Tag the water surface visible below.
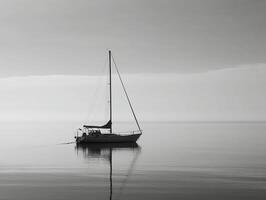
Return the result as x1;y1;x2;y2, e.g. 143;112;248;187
0;121;265;200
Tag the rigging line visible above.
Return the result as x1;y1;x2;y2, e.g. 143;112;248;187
87;63;107;122
111;54;142;132
114;148;141;200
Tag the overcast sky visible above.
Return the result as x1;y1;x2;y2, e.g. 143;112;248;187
0;1;265;122
0;0;266;76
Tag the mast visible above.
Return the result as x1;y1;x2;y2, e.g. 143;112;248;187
109;50;112;134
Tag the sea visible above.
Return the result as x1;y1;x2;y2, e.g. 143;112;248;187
0;121;265;200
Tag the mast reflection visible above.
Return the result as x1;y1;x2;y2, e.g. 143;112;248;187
75;143;141;200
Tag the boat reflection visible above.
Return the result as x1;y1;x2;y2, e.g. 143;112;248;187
76;142;140;158
75;143;141;200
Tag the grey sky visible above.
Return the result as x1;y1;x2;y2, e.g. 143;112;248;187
0;65;265;122
0;0;266;76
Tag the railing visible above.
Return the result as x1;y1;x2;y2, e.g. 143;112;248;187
77;128;142;136
114;130;143;135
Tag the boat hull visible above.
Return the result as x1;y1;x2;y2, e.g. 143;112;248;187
76;133;141;144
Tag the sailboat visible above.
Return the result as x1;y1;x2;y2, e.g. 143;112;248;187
75;50;142;143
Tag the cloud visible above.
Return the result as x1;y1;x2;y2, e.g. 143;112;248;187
0;0;266;76
0;64;265;122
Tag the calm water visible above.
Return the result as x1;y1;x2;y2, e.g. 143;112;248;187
0;121;266;199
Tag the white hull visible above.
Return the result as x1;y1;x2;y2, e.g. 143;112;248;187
76;133;141;143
